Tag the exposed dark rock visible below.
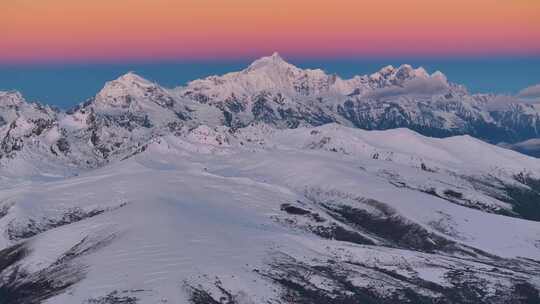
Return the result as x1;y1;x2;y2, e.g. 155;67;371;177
0;122;24;158
320;202;459;253
0;234;116;303
335;97;540;145
251;93;278;124
223;111;233;127
309;223;375;245
443;189;463;199
56;137;70;154
183;278;247;304
0;202;12;219
53;233;116;267
0;242;84;304
513;282;540;304
277;202;374;245
7;203;128;241
280;203;311;215
185;285;222;304
258;254;540;304
224;96;245;113
466;173;540;221
260;255;436;304
29;118;54;136
501;184;540;222
303;189;487;256
84;290;139;304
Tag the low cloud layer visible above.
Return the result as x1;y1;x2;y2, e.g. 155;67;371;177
518;84;540;98
365;73;449;99
515;84;540;105
485;94;540;112
485;95;523;111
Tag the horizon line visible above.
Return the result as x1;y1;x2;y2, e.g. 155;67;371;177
3;53;540;67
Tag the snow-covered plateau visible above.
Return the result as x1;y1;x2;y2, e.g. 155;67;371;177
1;54;540;303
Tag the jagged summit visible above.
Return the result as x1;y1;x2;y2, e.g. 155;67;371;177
370;64;430;82
245;52;300;73
251;52;286;65
2;58;539;166
99;71;155;93
114;71;152;85
94;72;165;106
0;91;26;107
182;52;346;100
189;53;451;100
270;51;282;58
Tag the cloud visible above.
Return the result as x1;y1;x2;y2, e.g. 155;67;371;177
364;73;449;99
518;84;540;99
485;94;540;112
485;95;523;111
515;84;540;105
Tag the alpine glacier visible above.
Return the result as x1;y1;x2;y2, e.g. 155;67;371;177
1;54;540;303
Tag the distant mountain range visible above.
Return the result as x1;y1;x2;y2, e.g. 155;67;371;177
2;53;538;170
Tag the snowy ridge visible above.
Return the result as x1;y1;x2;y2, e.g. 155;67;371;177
181;53;452;100
175;53;538;144
182;52;345;99
0;91;26;107
2;53;539;170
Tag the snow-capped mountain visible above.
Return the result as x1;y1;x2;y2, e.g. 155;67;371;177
0;91;77;180
0;91;58;160
178;53;539;145
1;53;539;168
1;55;540;303
63;72;188;163
0;73;222;173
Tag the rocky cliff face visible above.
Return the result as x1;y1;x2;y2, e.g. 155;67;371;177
0;91;59;160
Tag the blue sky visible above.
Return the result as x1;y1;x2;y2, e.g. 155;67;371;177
1;56;539;109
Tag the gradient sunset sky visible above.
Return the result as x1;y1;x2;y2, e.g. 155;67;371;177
2;0;540;63
1;0;540;107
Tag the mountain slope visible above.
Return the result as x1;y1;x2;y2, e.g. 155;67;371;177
501;138;540;158
0;124;539;303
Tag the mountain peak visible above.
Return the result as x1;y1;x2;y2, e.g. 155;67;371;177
113;72;153;86
368;64;438;84
95;72;161;106
0;91;26;107
270;51;283;60
246;52;298;72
